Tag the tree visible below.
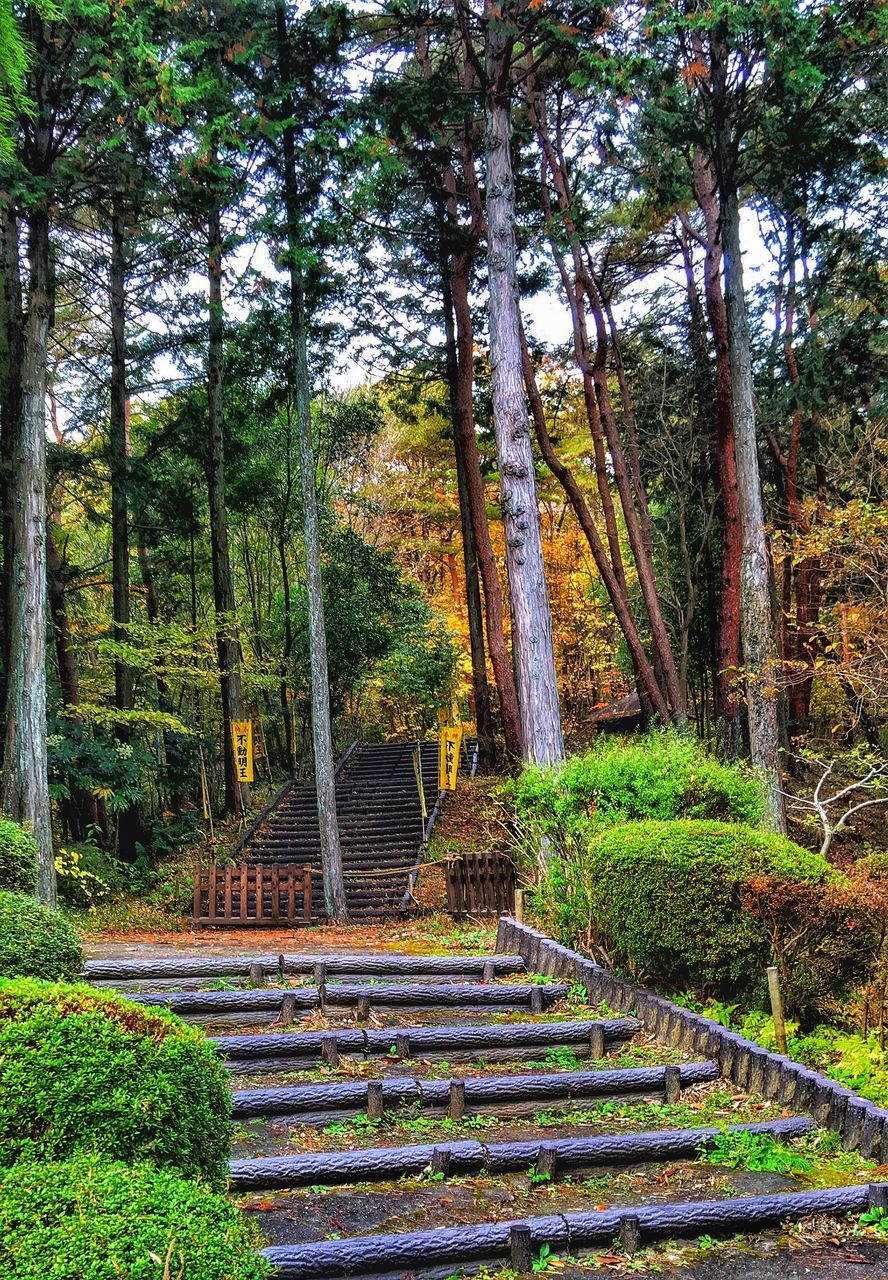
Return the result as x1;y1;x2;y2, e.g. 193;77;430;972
455;0;564;766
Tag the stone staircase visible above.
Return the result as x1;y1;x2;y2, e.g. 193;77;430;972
233;740;465;920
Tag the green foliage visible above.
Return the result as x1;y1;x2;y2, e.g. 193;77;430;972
699;1128;813;1176
0;979;232;1187
533;819;832;1000
510;733;765;848
0;892;83;980
47;722;152;815
0;1154;270;1280
0;815;37;892
698;1003;888;1112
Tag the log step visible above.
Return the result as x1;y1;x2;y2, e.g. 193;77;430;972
229;1116;815;1189
126;982;568;1019
231;1061;720;1119
213;1018;643;1069
260;1182;883;1278
85;953;526;984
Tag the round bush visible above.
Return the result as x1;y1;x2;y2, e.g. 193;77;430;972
0;890;83;979
0;979;233;1187
0;815;37;892
0;1154;269;1280
583;819;834;997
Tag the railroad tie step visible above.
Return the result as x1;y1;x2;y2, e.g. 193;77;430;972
213;1018;643;1070
231;1061;720;1119
259;1183;886;1279
126;982;569;1019
84;953;527;984
228;1116;815;1189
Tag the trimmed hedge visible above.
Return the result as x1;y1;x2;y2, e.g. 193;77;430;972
535;819;835;1002
0;815;37;892
0;1154;269;1280
510;733;765;847
0;979;233;1187
0;891;83;980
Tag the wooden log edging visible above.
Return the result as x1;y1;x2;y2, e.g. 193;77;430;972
230;1116;814;1189
496;916;888;1160
213;1018;642;1067
126;980;568;1018
260;1183;887;1278
231;1061;720;1118
84;953;526;984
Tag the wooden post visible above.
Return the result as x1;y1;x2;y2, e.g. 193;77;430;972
302;864;313;923
530;985;544;1014
313;961;327;987
280;993;297;1026
367;1080;384;1121
449;1080;466;1122
619;1215;642;1255
664;1065;682;1104
431;1148;451;1176
514;887;525;923
249;961;265;988
395;1032;411;1059
509;1224;533;1273
322;1034;340;1068
357;994;370;1022
588;1024;606;1060
536;1145;556;1180
767;966;789;1055
482;959;495;984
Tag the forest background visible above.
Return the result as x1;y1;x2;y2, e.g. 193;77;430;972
0;0;885;911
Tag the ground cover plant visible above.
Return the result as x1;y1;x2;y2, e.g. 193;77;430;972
0;1153;270;1280
0;979;232;1186
0;890;83;980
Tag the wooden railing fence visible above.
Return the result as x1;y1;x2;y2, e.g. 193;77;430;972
193;862;313;927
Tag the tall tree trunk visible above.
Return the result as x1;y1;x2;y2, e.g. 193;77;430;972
520;324;669;724
690;158;743;757
441;268;495;765
450;258;523;760
109;198;133;720
712;43;785;831
275;0;347;921
483;10;564;766
1;202;54;901
0;200;22;680
46;521;101;839
206;202;247;818
109;198;141;856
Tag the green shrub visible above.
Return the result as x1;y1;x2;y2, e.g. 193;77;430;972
0;891;83;980
0;815;37;892
534;819;834;1003
0;979;233;1187
0;1154;269;1280
510;733;765;848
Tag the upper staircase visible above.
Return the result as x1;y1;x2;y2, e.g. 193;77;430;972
234;740;463;921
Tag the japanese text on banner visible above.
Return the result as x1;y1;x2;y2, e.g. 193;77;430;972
231;719;254;783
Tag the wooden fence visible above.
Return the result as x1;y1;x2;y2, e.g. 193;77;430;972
445;852;516;918
193;862;313;927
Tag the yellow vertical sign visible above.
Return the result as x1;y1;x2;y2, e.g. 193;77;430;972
231;719;254;784
250;703;266;760
438;724;462;791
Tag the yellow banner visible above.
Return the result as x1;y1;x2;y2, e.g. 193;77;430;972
231;719;254;784
439;724;462;791
250;703;266;760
